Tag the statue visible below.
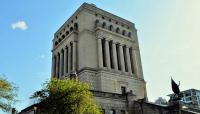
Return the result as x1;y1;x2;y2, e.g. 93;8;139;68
170;78;183;101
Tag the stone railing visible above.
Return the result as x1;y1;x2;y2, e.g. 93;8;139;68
91;90;126;100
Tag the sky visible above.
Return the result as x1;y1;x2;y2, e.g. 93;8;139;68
0;0;200;113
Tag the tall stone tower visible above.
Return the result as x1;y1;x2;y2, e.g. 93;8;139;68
51;3;147;113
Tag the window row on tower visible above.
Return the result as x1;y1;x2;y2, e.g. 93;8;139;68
52;42;77;78
54;23;78;47
98;38;135;74
95;20;132;38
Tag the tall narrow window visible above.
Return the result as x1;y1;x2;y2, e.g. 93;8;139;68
55;41;58;46
128;32;131;38
102;39;107;67
116;28;120;33
109;41;114;69
95;20;99;27
70;43;73;70
58;38;62;42
116;44;121;70
66;31;69;35
122;30;126;36
123;46;128;72
102;22;106;28
109;25;113;31
129;48;135;73
65;46;68;73
61;49;64;76
74;23;78;31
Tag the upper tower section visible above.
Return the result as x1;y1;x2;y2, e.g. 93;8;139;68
52;3;138;50
52;3;144;82
51;3;146;98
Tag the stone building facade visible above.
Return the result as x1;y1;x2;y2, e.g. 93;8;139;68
51;3;147;114
18;3;200;114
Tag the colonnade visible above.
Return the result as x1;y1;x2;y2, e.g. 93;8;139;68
98;37;141;77
52;41;77;78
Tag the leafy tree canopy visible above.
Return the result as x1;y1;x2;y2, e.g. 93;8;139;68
30;79;102;114
0;75;17;112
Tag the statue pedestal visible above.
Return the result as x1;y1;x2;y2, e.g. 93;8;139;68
167;100;185;114
169;100;183;107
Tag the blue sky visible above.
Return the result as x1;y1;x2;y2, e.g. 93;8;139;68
1;0;200;113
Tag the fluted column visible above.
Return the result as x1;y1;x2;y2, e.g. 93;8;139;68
57;53;60;78
97;38;103;69
68;44;71;73
126;47;132;74
119;44;125;72
112;42;118;71
72;42;77;72
51;55;55;77
54;56;57;78
105;40;111;69
63;47;67;76
59;51;63;78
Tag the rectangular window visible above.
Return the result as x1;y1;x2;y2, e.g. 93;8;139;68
186;97;192;101
185;92;191;97
121;86;126;95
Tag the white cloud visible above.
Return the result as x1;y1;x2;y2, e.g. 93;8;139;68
11;21;28;30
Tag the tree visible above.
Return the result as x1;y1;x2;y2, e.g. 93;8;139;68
30;79;102;114
0;75;17;112
155;97;167;105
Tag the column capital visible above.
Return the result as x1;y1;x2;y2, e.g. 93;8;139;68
65;45;68;49
96;31;104;39
126;46;131;49
119;43;125;47
112;41;117;44
105;39;110;41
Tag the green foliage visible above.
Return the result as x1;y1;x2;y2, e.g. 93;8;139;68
0;75;17;112
31;79;102;114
